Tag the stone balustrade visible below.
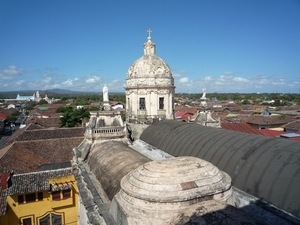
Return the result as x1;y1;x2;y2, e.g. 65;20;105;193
85;126;127;140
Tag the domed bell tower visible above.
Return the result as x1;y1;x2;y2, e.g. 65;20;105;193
125;29;175;124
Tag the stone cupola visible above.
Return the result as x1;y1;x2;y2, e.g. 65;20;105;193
125;29;175;124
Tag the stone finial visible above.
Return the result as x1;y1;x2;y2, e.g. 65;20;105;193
144;29;156;55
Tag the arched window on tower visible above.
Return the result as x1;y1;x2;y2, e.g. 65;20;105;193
159;97;164;109
139;98;146;110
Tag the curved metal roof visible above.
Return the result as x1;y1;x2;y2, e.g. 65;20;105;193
87;141;150;200
140;120;300;218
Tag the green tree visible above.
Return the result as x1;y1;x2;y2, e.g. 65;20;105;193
37;99;48;105
7;115;17;122
59;107;76;127
56;106;68;113
242;99;251;105
59;107;90;127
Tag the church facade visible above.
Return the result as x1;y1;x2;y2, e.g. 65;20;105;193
125;30;175;124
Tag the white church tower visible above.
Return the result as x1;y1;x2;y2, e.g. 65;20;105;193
125;29;175;124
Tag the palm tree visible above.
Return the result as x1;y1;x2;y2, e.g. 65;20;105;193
59;106;90;128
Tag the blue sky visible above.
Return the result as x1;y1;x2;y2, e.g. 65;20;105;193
0;0;299;94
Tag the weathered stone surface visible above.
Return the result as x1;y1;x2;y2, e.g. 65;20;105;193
111;157;239;224
121;157;233;203
173;199;262;225
87;141;150;200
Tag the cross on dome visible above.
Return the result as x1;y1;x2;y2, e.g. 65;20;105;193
147;29;152;42
147;29;152;38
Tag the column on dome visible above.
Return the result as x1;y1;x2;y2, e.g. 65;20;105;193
168;91;172;119
149;90;153;117
163;90;169;120
134;91;138;118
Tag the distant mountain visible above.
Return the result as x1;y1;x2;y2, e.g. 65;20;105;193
47;89;88;94
0;89;124;99
0;89;99;94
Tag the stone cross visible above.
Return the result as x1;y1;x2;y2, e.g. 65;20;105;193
147;29;152;38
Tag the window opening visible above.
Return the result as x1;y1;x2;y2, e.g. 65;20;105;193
62;189;71;199
159;97;164;109
18;195;24;204
25;193;36;203
40;214;50;225
38;192;43;201
52;214;62;225
23;218;32;225
52;191;60;201
139;98;146;110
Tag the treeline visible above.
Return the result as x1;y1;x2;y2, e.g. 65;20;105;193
177;93;300;104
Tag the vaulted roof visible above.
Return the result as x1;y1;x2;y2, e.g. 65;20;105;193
87;141;150;200
140;120;300;218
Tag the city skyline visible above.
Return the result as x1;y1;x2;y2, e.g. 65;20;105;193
0;0;299;93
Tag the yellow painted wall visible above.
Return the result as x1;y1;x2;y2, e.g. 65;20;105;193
0;174;78;225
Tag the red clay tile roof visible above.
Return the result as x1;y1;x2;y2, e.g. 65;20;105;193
175;106;198;114
0;137;83;174
24;123;44;130
5;127;84;145
6;168;73;195
244;115;295;125
0;113;7;120
0;108;18;116
175;111;193;119
25;117;62;128
221;122;262;135
282;120;300;131
258;129;287;137
0;176;7;216
258;129;300;142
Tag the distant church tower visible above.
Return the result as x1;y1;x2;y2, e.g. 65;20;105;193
125;29;175;124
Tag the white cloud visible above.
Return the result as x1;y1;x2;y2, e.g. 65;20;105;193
0;65;23;80
179;77;189;83
86;76;101;84
259;79;268;84
173;73;182;78
173;71;299;93
4;65;22;75
16;80;25;86
233;77;248;82
62;79;73;86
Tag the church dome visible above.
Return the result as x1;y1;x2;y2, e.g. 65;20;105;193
111;156;238;224
126;30;174;87
120;156;232;203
